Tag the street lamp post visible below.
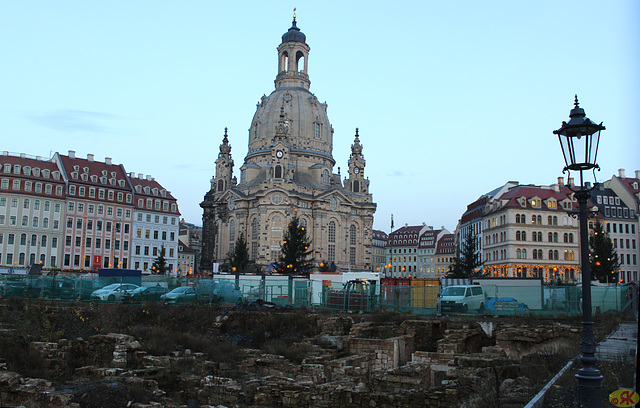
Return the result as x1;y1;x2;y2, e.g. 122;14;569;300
554;95;605;407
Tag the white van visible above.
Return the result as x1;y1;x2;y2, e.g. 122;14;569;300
437;285;486;313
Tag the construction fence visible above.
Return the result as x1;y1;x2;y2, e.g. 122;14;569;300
0;272;633;317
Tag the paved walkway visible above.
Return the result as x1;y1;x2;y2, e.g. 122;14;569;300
597;321;637;365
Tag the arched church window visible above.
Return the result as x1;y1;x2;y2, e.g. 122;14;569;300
217;179;224;192
251;218;259;241
349;225;357;245
300;218;307;228
229;219;236;253
270;216;282;262
322;169;330;184
275;165;282;179
315;123;320;138
296;51;305;72
280;51;289;73
328;221;336;243
353;180;360;193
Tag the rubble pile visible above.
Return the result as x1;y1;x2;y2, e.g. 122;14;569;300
0;310;582;407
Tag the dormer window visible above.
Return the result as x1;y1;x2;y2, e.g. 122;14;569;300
33;168;40;176
71;172;78;179
23;167;31;175
102;170;107;176
118;180;125;187
632;182;638;190
81;174;88;181
152;188;158;195
83;167;89;173
110;172;116;178
3;164;10;173
91;175;97;182
100;177;107;184
73;165;79;171
52;171;60;180
144;186;150;194
109;178;116;185
135;185;141;193
43;169;50;178
13;165;20;174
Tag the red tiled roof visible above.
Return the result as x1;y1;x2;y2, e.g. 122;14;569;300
0;154;66;198
435;234;455;254
418;229;442;249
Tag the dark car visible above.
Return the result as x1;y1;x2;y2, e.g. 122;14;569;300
72;279;105;301
0;277;49;299
0;279;31;299
38;277;77;300
122;285;169;304
161;286;197;304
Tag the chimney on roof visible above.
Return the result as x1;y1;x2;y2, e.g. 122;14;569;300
146;175;152;181
138;173;143;179
2;151;7;156
105;157;112;165
129;172;134;177
36;156;41;161
635;170;640;179
20;153;26;158
557;177;564;186
568;177;574;187
618;169;626;178
68;150;75;159
87;154;94;162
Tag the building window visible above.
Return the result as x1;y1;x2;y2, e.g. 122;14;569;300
328;221;336;243
322;169;330;184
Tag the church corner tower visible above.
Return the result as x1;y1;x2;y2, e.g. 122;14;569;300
201;13;377;273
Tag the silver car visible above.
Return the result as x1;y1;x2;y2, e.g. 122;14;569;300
90;283;140;302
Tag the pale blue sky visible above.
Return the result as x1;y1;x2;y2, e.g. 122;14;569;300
1;1;638;233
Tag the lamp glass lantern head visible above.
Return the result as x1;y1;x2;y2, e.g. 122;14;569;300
553;95;605;173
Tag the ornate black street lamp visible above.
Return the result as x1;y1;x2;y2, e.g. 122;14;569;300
554;95;605;407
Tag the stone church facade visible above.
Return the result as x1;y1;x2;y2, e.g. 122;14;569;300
200;17;376;273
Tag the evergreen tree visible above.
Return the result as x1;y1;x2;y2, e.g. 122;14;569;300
228;233;250;274
447;228;482;278
276;215;315;275
152;245;168;275
589;220;619;283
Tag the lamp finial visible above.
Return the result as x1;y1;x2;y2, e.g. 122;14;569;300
574;94;579;108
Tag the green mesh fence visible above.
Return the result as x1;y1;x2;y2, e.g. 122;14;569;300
0;273;630;317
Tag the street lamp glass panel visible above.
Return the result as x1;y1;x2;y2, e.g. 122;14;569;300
553;96;605;172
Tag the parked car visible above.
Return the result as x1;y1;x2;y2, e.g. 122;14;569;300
122;285;169;304
0;277;50;299
161;286;197;304
90;283;139;302
195;279;243;305
38;277;77;300
437;285;486;313
73;279;105;301
0;280;32;299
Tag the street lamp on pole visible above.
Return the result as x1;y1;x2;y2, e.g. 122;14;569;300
554;95;605;407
